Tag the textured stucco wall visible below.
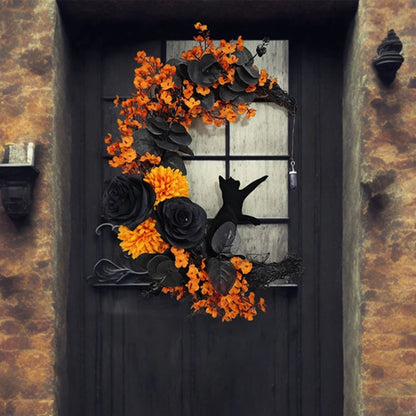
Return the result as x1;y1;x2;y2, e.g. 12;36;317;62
0;1;69;415
344;0;416;415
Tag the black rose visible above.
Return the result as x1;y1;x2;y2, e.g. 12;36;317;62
102;175;156;229
156;197;207;249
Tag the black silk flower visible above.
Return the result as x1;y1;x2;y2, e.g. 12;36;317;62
156;197;207;249
102;175;156;229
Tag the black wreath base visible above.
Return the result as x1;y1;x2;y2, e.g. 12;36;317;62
88;251;303;292
245;254;303;290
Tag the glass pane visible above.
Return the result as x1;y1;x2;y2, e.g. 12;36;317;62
230;40;289;155
189;118;226;156
236;224;288;263
230;102;288;155
230;160;288;218
239;40;289;90
184;160;225;218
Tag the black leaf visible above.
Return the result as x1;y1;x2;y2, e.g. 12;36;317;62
228;75;250;92
234;47;253;66
146;116;170;135
161;152;187;175
153;137;180;151
178;145;194;157
133;129;162;156
168;130;192;146
206;258;237;295
219;85;240;101
147;255;171;279
211;221;238;254
236;66;259;85
196;91;215;110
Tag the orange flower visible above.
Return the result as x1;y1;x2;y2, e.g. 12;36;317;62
184;97;201;109
107;142;119;155
118;218;169;259
194;22;208;31
246;108;256;119
120;147;137;163
160;90;173;104
135;51;147;63
196;85;210;96
171;247;190;268
144;166;189;205
220;39;236;54
237;103;248;114
120;135;133;149
236;35;244;51
162;286;185;300
161;77;175;90
231;257;253;274
186;264;200;294
183;80;194;99
258;69;269;87
202;112;213;125
269;77;278;89
109;155;123;168
139;152;161;165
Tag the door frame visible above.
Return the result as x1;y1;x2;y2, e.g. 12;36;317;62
62;8;349;415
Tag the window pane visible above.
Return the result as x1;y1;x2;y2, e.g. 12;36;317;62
189;118;226;155
230;102;288;155
230;40;288;156
239;40;289;90
184;160;225;218
230;160;288;218
236;224;288;263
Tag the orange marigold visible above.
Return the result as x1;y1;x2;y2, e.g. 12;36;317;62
118;218;169;259
144;166;189;205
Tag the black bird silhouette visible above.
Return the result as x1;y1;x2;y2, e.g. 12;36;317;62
206;175;268;255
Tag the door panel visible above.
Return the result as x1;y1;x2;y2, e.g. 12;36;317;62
68;29;343;416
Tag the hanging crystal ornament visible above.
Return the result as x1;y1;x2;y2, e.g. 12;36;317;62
288;113;298;190
289;160;297;190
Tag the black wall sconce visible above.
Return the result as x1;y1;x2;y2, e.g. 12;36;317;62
0;143;39;220
373;29;404;85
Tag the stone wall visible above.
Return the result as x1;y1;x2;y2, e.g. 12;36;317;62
344;0;416;415
0;1;69;415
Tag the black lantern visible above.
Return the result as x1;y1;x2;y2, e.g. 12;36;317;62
373;29;404;85
0;143;38;220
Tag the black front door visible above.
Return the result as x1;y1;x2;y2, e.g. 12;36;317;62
67;24;343;416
